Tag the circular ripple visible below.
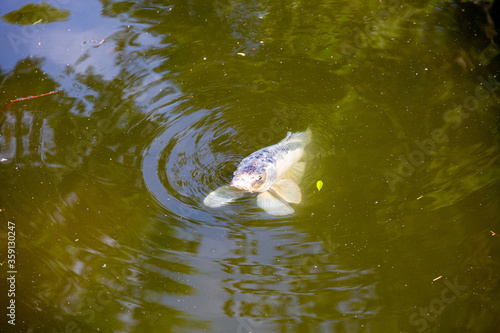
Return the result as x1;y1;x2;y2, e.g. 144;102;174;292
141;107;285;225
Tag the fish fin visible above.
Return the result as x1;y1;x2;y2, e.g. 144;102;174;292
204;185;245;208
285;128;312;144
304;127;312;143
257;191;294;216
271;178;302;204
285;161;306;184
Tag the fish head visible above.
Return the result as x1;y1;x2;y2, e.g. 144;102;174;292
230;163;275;193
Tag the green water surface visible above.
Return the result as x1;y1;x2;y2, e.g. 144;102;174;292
1;0;499;332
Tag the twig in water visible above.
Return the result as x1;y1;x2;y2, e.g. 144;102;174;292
3;90;61;113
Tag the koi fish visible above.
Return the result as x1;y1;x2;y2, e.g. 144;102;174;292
204;128;311;215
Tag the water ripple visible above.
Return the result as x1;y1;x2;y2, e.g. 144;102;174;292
142;105;288;225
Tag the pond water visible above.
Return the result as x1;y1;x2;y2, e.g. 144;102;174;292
1;0;500;332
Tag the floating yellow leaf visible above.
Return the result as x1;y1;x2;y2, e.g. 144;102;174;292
316;180;323;191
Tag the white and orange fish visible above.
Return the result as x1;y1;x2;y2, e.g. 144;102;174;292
204;128;311;216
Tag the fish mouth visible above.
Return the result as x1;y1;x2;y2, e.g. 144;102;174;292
230;183;252;192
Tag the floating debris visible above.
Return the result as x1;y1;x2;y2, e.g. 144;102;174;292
82;39;106;48
3;90;61;113
316;180;323;191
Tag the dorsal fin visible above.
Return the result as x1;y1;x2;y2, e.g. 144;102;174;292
282;128;312;144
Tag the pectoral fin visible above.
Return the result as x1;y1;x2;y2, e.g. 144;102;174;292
257;191;294;216
204;185;245;208
271;178;302;204
285;161;306;184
